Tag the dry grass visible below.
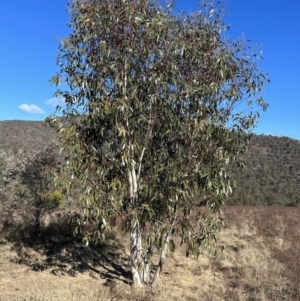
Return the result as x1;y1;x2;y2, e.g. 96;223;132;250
0;206;300;300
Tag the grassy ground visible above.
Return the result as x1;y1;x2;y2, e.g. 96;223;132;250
0;206;299;300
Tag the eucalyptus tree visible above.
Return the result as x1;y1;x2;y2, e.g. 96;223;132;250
48;0;268;287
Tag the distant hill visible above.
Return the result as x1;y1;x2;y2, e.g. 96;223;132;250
0;120;57;155
0;120;299;206
228;134;300;206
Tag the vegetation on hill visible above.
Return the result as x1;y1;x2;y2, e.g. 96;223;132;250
0;122;62;227
228;134;300;206
0;120;57;155
1;120;299;208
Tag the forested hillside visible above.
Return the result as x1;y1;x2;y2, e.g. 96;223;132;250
228;135;300;206
0;120;299;206
0;120;57;155
0;120;61;211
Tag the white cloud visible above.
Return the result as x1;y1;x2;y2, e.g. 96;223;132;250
19;104;45;114
46;96;65;107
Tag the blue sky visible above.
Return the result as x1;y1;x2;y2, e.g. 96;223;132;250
0;1;299;140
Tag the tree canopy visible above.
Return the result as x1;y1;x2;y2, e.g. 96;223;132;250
48;0;268;287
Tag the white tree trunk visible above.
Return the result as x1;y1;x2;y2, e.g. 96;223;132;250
142;261;150;285
129;161;144;286
151;215;177;287
130;226;143;286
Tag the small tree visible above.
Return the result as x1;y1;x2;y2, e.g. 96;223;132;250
0;149;32;209
48;0;268;286
19;144;63;234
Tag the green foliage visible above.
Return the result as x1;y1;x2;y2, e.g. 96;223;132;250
21;146;56;192
48;0;268;285
35;190;65;210
19;145;63;234
1;121;300;208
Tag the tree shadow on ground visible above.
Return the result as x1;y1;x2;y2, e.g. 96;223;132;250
1;209;132;286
